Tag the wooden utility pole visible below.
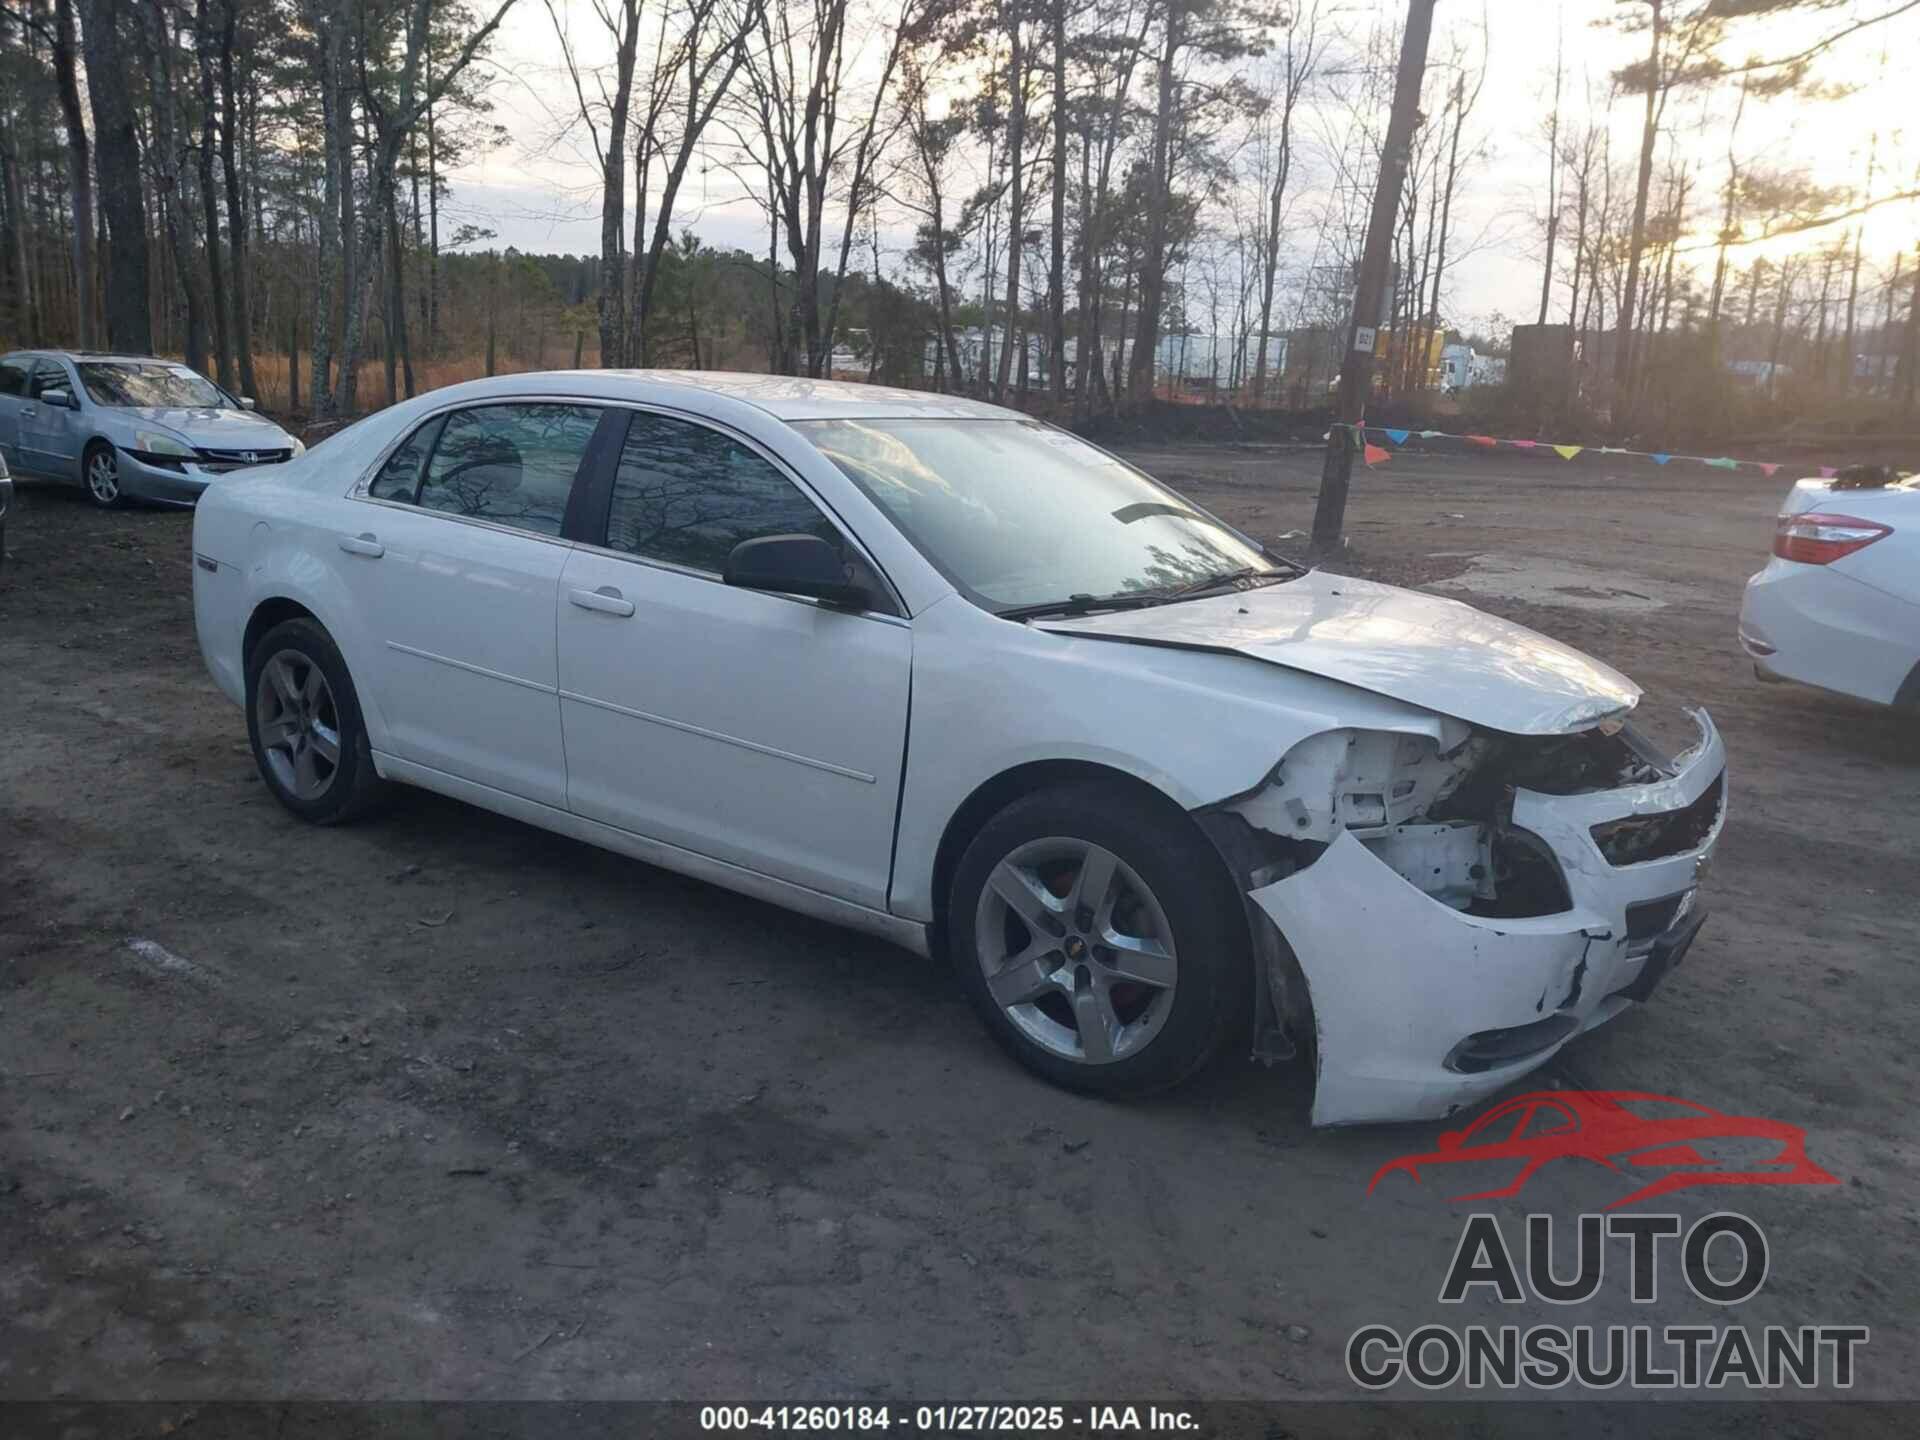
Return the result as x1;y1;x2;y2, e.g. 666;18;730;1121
1312;0;1438;556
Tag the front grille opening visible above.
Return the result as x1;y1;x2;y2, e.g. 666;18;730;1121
194;447;292;473
1467;827;1573;918
1444;1014;1581;1074
1589;774;1724;866
1626;892;1687;944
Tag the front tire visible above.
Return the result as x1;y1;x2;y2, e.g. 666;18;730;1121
245;617;388;824
948;781;1250;1097
84;441;126;509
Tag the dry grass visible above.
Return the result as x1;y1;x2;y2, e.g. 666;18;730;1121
243;346;609;418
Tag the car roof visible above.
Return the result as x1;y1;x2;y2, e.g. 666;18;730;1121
417;369;1024;424
5;350;168;365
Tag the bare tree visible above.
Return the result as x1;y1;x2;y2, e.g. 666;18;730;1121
1249;0;1322;403
546;0;643;367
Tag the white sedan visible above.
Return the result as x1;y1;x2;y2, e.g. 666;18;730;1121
1739;471;1919;708
191;372;1726;1124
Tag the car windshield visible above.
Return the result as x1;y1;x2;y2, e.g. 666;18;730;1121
796;417;1274;610
77;361;230;409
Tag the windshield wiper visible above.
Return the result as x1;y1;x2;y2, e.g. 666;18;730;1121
1153;564;1304;600
997;592;1175;622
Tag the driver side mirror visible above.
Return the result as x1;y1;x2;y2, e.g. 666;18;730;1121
724;533;869;610
239;396;257;411
1436;1130;1463;1152
41;387;76;410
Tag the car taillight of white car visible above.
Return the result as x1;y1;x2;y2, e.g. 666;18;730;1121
1772;511;1893;565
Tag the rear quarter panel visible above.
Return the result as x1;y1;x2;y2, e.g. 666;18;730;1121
190;417;406;744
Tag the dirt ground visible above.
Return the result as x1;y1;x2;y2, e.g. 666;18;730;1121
2;441;1917;1417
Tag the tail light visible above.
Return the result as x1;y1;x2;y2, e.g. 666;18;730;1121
1772;511;1892;565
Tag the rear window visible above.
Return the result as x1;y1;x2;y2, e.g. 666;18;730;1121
0;358;28;397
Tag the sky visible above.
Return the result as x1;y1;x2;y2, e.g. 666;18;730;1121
437;0;1920;332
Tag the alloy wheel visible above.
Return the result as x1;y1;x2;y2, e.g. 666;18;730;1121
86;448;121;505
973;837;1179;1065
254;650;343;800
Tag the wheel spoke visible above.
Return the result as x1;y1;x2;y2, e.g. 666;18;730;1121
1069;844;1121;927
301;664;327;706
268;659;300;709
309;722;341;765
1072;980;1119;1063
986;944;1061;1008
292;745;321;795
1100;929;1177;989
989;860;1065;932
260;714;300;750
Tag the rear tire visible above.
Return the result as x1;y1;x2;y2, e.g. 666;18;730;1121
948;781;1250;1098
245;617;389;825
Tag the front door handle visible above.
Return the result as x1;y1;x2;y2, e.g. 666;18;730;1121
338;532;385;558
569;585;635;617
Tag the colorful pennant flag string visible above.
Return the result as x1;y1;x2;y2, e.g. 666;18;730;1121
1334;422;1904;479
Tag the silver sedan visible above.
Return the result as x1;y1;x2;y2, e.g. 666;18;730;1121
0;349;304;508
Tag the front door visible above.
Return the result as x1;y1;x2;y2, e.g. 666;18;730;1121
20;358;83;480
557;409;911;910
338;400;610;810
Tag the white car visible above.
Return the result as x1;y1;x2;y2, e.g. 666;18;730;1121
1739;470;1919;709
191;372;1726;1124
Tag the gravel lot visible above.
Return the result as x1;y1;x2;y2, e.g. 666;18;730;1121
2;442;1915;1417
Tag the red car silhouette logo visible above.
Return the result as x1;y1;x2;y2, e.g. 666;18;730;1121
1367;1091;1839;1210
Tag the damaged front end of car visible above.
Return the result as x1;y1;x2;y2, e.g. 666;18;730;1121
1197;708;1727;1126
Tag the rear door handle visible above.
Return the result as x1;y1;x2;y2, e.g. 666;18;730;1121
569;585;635;617
338;532;385;558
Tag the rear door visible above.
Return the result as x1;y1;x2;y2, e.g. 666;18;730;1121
556;408;911;909
340;400;615;809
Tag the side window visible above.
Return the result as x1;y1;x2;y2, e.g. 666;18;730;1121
30;360;71;400
417;403;601;537
368;416;444;502
605;412;840;572
0;359;28;397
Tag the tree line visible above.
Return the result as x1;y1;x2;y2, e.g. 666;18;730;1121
0;0;1916;431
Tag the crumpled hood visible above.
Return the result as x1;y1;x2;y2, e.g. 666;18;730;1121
124;407;295;449
1036;571;1640;735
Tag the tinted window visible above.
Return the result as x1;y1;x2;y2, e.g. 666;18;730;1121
0;358;29;397
30;360;72;400
605;412;838;571
417;404;601;537
369;416;444;502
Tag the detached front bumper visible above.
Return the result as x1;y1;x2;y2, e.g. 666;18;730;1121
1252;711;1727;1126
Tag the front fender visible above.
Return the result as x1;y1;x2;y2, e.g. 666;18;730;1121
889;594;1455;922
